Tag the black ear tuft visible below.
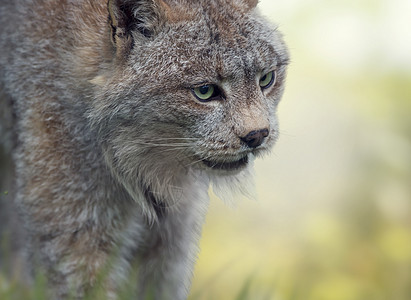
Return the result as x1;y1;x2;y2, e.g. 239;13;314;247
108;0;165;43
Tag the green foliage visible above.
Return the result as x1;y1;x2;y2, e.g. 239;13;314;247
1;0;411;299
0;271;275;300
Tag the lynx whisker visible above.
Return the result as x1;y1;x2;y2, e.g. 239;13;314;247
0;0;288;297
133;141;197;148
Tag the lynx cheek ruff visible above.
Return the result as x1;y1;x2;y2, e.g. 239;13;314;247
0;0;289;298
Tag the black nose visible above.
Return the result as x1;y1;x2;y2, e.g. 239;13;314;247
240;129;269;148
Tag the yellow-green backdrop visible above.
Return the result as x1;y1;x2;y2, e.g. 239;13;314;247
190;0;411;299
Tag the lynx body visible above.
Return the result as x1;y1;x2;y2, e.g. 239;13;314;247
0;0;288;298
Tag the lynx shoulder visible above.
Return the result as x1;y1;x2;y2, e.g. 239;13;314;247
0;0;289;298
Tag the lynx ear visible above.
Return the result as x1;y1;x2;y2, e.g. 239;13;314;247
108;0;167;44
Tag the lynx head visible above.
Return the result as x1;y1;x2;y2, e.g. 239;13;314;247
89;0;289;216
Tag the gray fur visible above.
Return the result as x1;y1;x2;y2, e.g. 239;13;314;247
0;0;289;299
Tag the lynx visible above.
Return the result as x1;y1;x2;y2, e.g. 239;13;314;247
0;0;289;298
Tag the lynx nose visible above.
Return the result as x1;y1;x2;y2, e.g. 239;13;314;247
240;129;269;148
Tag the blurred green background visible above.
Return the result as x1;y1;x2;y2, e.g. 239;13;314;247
1;0;410;299
190;0;411;299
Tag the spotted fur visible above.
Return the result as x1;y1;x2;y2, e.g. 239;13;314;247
0;0;289;299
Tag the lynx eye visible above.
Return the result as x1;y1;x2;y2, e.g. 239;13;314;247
259;71;276;89
192;84;221;102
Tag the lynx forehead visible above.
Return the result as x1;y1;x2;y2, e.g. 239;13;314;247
94;0;289;176
0;0;289;299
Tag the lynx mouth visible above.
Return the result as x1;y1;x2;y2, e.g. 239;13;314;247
202;155;249;171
